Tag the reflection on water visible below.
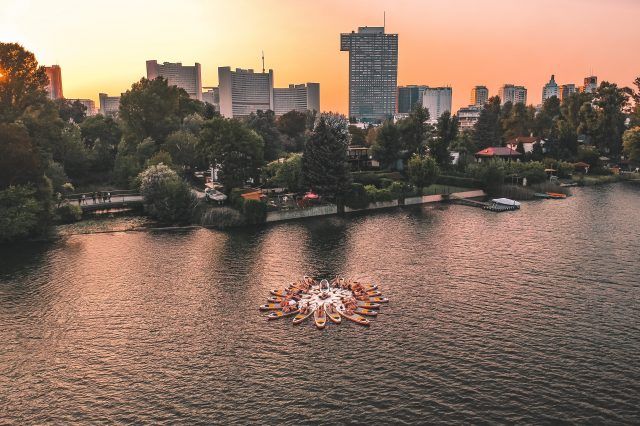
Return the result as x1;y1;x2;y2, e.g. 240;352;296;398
1;184;640;424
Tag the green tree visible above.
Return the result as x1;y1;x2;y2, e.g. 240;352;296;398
473;96;502;149
199;117;264;191
534;96;561;138
55;99;87;123
591;82;629;159
0;123;41;187
138;163;196;224
430;111;458;167
371;120;402;169
622;127;640;165
0;42;49;123
266;154;303;192
80;114;121;148
52;124;89;179
119;77;201;146
407;154;439;192
162;129;201;171
302;115;351;198
246;110;282;161
348;125;367;146
398;105;430;155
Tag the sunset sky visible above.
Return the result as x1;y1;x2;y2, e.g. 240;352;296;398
1;0;639;113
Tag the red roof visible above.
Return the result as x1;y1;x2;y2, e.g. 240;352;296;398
475;147;521;157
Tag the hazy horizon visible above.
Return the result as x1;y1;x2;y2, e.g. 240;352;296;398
2;0;639;113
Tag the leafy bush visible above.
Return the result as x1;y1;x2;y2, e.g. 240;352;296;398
344;183;370;209
56;203;82;223
388;181;415;198
407;154;439;191
352;172;382;187
365;185;394;202
0;185;44;243
379;178;393;188
469;161;505;195
200;206;244;229
229;188;247;209
138;164;197;224
243;199;267;224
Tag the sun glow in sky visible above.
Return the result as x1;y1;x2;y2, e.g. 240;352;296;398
1;0;639;113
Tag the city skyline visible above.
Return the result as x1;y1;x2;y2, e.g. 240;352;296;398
2;0;639;113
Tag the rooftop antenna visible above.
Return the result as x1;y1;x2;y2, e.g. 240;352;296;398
261;50;265;73
383;11;386;30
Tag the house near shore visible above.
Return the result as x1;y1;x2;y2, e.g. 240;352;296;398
505;136;547;154
475;147;521;162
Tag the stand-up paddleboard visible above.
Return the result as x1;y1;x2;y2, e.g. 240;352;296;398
314;304;327;329
266;309;299;320
325;303;342;324
337;306;370;326
259;303;283;311
354;307;378;317
356;301;381;309
293;305;315;325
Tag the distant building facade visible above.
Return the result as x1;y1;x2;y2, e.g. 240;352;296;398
397;85;427;114
66;98;97;116
558;84;576;102
218;67;274;118
422;87;452;123
202;87;219;109
273;83;320;115
542;75;559;101
582;76;598;93
340;26;398;123
99;93;121;117
498;84;527;105
146;60;203;101
457;105;482;130
470;86;488;107
44;65;63;100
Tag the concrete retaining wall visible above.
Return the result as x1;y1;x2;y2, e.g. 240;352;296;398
344;199;399;213
265;204;338;223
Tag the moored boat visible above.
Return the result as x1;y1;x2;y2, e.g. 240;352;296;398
533;193;551;199
356;301;381;309
491;198;521;207
546;192;567;199
270;289;289;297
368;297;389;303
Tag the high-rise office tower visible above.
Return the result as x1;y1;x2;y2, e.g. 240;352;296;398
273;83;320;115
542;75;559;101
340;26;398;123
202;87;220;109
422;87;452;123
558;84;576;102
146;60;203;101
44;65;63;100
582;76;598;93
498;84;527;105
470;86;489;107
397;85;427;114
218;67;274;118
457;106;482;130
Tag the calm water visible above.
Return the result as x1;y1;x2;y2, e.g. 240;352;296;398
1;185;639;424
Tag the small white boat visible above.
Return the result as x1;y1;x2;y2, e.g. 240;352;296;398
491;198;521;207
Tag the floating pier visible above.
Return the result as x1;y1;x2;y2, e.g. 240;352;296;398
449;196;519;212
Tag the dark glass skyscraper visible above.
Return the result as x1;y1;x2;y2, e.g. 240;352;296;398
397;85;427;114
340;27;398;123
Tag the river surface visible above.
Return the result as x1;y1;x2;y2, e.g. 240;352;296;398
1;184;639;424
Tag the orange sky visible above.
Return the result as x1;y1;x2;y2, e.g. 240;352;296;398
1;0;639;113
